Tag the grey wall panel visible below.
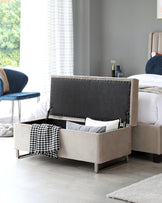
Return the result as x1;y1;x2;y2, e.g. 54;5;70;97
100;0;162;77
73;0;162;77
90;0;102;76
73;0;102;76
73;0;90;75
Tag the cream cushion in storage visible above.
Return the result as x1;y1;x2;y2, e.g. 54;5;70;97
85;117;119;132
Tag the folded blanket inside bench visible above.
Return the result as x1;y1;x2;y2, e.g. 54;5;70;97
30;123;60;158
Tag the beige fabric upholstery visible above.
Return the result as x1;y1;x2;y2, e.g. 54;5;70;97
15;124;31;152
0;68;9;93
15;123;131;164
133;32;162;156
148;32;162;59
97;127;131;163
130;79;138;126
132;124;162;155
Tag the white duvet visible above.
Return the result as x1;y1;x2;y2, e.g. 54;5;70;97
129;74;162;125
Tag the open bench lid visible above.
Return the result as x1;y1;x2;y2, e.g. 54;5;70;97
49;76;138;126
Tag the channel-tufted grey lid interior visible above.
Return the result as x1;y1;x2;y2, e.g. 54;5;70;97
50;76;135;124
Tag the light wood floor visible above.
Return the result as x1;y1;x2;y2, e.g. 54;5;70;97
1;137;162;203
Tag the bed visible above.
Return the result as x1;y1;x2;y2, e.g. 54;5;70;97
130;32;162;162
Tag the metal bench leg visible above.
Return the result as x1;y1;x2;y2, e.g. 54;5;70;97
94;163;99;173
16;149;31;159
16;149;19;158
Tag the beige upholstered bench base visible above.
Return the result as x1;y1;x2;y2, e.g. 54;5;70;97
14;119;131;173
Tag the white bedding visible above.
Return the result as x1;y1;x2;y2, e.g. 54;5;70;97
129;74;162;125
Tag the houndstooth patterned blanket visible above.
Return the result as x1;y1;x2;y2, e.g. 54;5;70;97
30;123;60;158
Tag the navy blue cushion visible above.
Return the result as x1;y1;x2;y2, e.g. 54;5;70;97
4;69;28;93
146;55;162;74
0;92;40;101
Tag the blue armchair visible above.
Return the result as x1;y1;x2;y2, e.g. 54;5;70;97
0;68;40;125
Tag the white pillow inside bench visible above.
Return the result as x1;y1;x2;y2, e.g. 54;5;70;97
85;117;119;132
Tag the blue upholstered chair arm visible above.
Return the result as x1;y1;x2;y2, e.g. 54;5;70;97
0;77;4;96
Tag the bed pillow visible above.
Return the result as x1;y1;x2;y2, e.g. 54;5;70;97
146;55;162;75
66;121;106;133
85;118;119;132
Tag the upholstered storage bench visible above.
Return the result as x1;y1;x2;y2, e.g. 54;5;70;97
14;76;138;172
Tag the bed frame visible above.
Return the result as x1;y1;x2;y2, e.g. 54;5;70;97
132;32;162;162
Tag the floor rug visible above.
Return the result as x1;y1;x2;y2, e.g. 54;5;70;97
0;123;13;137
107;173;162;203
